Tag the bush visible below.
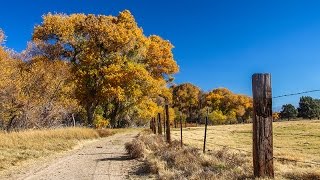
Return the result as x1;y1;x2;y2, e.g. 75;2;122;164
125;139;145;159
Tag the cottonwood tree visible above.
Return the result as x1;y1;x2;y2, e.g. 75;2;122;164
0;30;23;130
172;83;201;123
206;88;252;124
32;10;179;126
0;28;78;130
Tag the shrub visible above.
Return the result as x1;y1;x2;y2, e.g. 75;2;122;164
125;139;145;159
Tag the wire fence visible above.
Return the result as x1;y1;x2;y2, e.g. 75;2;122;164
272;89;320;99
163;88;320;170
271;89;320;166
182;102;320;167
185;136;320;166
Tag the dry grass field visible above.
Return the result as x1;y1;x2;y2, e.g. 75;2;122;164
171;120;320;179
0;127;121;174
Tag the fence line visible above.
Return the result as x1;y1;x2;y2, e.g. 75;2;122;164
273;89;320;99
206;142;320;166
272;157;320;166
185;137;320;166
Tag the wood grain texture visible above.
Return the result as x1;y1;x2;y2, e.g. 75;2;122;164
252;73;274;178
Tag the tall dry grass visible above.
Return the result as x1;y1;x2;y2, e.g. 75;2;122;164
126;132;252;180
0;127;114;172
127;129;320;180
171;120;320;179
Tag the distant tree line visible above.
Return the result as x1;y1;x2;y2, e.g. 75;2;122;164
278;96;320;120
171;83;253;125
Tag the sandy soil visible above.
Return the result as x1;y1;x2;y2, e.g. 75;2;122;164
3;131;141;180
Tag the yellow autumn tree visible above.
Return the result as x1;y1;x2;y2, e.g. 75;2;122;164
206;88;253;124
32;10;179;126
172;83;201;123
209;110;227;125
0;28;78;130
0;30;24;130
19;57;78;127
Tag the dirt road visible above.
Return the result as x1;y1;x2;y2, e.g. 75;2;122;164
11;131;140;180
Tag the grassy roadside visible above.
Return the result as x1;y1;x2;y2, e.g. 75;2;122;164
126;121;320;179
172;120;320;163
0;127;118;173
125;131;252;179
169;120;320;179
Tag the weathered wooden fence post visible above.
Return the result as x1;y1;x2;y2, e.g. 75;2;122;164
252;73;274;178
165;104;171;143
158;113;162;135
180;112;183;147
203;108;208;153
72;113;76;127
163;111;166;137
153;117;157;134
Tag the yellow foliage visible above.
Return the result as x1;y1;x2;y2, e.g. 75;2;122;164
172;83;201;113
94;115;110;129
134;98;158;121
208;110;227;125
0;33;78;130
206;88;253;122
273;112;280;121
32;10;179;125
168;107;176;124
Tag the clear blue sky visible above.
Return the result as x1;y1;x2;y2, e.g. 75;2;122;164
1;0;320;109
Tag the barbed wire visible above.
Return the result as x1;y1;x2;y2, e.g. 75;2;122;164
273;89;320;99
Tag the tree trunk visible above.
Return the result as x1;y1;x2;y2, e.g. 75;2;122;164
158;113;162;135
163;111;166;136
109;102;120;128
6;115;17;132
165;105;171;143
153;117;157;134
86;104;96;126
72;113;76;127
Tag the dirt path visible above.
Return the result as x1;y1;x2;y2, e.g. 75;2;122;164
12;131;140;180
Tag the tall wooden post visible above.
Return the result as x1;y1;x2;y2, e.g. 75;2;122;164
153;117;157;134
180;112;183;147
203;108;208;153
165;104;171;143
72;114;76;127
158;113;162;135
163;111;166;136
252;73;274;178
